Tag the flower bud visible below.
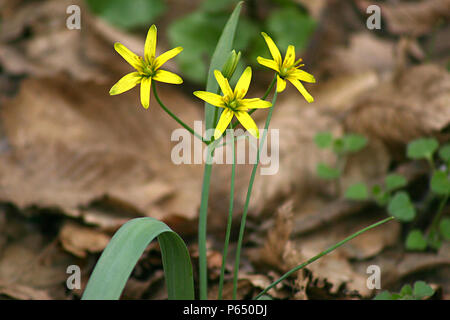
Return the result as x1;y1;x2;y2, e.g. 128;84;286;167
221;50;241;80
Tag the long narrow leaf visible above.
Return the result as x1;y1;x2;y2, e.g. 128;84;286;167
82;217;194;300
204;1;242;131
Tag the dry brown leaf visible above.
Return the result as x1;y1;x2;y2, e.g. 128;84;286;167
345;64;450;148
0;75;205;224
323;32;395;77
59;221;110;258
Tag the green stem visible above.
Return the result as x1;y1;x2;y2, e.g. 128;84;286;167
231;75;277;129
232;87;278;299
254;216;395;299
152;82;207;144
198;143;215;300
429;194;448;237
218;126;236;300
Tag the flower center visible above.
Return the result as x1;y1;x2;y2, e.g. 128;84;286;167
227;99;239;111
280;66;290;77
142;62;156;77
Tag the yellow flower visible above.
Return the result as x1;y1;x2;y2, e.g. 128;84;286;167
257;32;315;103
194;67;271;140
109;25;183;109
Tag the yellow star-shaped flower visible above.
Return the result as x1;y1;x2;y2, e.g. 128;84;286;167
257;32;315;103
194;67;271;140
109;24;183;109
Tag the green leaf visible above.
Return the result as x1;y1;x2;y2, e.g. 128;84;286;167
316;163;341;180
372;185;390;206
407;138;439;160
266;7;316;53
439;218;450;240
413;281;434;299
82;218;194;300
342;134;368;153
374;291;393;300
439;144;450;162
86;0;166;30
400;284;413;296
385;174;407;193
203;2;242;132
430;170;450;196
344;183;369;201
387;191;416;222
314;132;333;149
405;229;427;251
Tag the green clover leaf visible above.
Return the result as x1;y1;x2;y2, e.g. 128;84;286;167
387;191;416;222
407;138;438;160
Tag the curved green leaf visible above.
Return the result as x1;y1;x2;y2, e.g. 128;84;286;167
82;217;194;300
205;1;243;132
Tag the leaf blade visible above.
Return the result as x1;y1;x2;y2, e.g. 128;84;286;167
82;217;194;300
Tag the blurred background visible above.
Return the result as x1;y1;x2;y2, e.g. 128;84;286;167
0;0;449;299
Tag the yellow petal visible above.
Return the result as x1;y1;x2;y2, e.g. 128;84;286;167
140;77;152;109
235;111;259;138
154;47;183;70
283;45;296;68
153;69;183;84
109;72;142;95
261;32;282;65
114;43;143;71
240;98;272;109
276;75;286;92
193;91;225;107
145;25;157;63
256;57;280;73
288;78;314;103
214;70;233;98
287;69;316;83
214;109;234;140
234;66;252;99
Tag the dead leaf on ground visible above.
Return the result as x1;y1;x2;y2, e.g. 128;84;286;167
59;221;110;258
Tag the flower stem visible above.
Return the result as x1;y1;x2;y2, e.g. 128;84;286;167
253;216;395;300
218;127;236;300
152;82;207;144
428;194;448;239
232;87;278;299
198;143;215;300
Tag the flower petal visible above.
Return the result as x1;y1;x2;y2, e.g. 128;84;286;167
154;47;183;70
109;72;142;95
153;69;183;84
234;66;252;99
288;78;314;103
261;32;282;65
235;111;259;138
140;77;152;109
276;75;286;92
144;25;157;63
114;43;143;71
214;109;234;140
240;98;272;109
287;69;316;83
214;70;233;98
193;91;225;107
256;57;280;73
283;45;296;68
